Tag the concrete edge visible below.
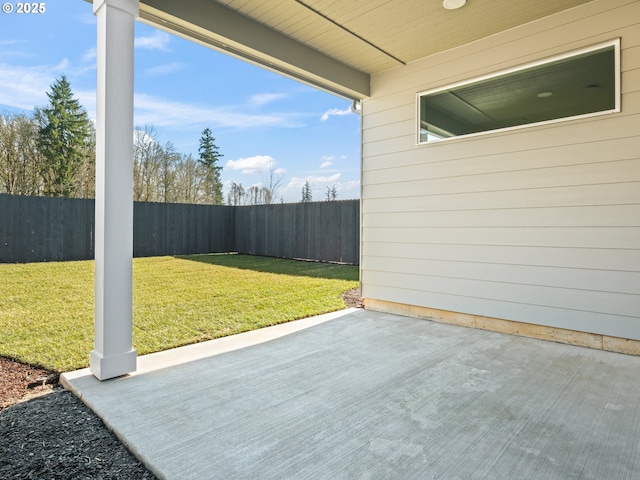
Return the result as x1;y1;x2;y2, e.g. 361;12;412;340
60;308;360;479
59;373;167;479
61;308;359;386
364;299;640;356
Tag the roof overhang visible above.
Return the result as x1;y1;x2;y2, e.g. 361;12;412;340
139;0;370;100
86;0;596;101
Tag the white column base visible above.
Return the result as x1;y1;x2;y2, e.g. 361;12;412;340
90;349;137;381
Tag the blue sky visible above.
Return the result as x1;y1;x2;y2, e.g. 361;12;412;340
0;1;361;202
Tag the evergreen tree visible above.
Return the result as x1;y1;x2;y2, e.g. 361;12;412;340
36;75;91;197
198;128;223;204
301;180;312;202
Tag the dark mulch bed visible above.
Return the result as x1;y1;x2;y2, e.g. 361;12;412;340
0;387;157;479
1;290;362;478
1;356;157;478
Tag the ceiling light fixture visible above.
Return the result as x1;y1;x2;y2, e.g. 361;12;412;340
443;0;466;10
537;91;553;98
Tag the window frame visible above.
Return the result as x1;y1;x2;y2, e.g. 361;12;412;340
416;38;621;145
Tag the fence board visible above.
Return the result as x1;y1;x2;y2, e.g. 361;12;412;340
0;194;359;264
234;201;360;264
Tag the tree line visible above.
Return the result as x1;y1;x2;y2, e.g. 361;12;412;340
1;75;344;205
132;125;223;204
0;76;95;198
0;75;225;204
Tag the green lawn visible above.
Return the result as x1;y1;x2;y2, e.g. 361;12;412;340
0;254;359;372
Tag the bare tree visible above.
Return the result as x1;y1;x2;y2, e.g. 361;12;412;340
246;185;261;205
133;126;163;201
158;142;179;203
326;184;338;201
227;181;246;206
261;166;285;205
175;154;200;204
74;123;96;199
0;114;44;195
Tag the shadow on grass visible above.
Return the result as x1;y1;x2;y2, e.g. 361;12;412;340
176;253;359;281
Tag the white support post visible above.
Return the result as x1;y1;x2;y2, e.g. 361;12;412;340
90;0;139;380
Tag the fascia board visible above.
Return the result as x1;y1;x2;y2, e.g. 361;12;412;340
139;0;370;99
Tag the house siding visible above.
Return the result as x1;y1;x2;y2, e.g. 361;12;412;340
361;0;640;341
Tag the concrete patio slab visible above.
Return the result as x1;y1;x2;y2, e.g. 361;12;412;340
61;308;640;479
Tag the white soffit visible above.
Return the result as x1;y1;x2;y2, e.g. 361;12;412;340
137;0;593;99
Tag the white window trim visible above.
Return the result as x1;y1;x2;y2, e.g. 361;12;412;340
416;38;621;145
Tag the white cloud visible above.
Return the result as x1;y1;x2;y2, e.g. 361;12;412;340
133;128;159;147
0;49;103;108
0;62;68;110
320;107;352;122
249;93;287;107
289;173;341;187
135;31;171;50
321;155;342;168
335;179;361;200
225;155;276;175
82;48;96;63
134;93;303;130
0;58;303;132
145;62;185;76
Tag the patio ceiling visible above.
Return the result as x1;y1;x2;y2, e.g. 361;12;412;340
137;0;593;99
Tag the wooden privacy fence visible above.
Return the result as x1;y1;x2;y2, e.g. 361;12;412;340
133;202;235;258
235;201;359;264
0;194;359;264
0;195;94;263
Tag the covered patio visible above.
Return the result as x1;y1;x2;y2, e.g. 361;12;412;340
62;308;640;479
73;0;639;476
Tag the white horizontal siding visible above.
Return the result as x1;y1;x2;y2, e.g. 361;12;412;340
362;242;640;273
363;99;640;159
364;256;640;297
364;206;640;228
363;227;640;250
363;183;640;213
363;269;638;317
363;284;640;340
363;137;640;180
361;0;640;340
364;160;640;199
364;134;640;172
